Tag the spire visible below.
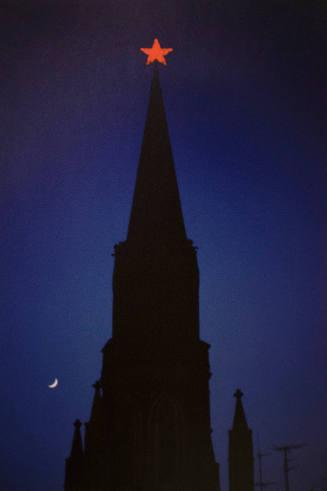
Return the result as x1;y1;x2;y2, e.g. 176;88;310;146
232;389;249;430
64;419;85;491
127;65;186;245
70;419;84;458
229;390;254;491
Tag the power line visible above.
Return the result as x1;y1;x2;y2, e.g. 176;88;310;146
272;443;307;491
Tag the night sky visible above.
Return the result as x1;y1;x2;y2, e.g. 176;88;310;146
1;1;326;490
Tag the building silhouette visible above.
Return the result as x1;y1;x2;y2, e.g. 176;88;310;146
65;66;253;491
228;389;254;491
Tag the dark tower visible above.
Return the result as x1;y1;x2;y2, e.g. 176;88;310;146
228;389;254;491
65;66;220;491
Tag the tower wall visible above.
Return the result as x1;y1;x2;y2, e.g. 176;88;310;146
112;239;199;344
101;338;219;491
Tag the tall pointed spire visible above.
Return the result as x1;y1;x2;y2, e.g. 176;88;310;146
127;65;186;245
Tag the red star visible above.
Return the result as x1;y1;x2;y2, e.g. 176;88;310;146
140;38;173;66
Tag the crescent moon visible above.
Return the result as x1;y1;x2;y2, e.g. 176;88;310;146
48;378;58;389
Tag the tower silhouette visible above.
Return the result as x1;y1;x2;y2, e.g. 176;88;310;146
64;66;220;491
228;389;254;491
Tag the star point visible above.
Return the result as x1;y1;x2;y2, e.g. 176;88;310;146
140;38;173;66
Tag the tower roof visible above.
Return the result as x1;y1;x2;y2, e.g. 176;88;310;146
232;389;249;431
127;65;186;245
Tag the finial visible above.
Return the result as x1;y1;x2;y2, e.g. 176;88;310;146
140;38;173;66
234;389;243;400
74;419;82;429
92;380;101;391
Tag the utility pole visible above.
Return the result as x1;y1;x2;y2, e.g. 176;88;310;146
255;452;276;490
273;443;306;491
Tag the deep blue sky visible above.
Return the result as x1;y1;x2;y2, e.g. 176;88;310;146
1;1;326;490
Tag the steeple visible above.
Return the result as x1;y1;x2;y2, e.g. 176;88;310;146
127;65;186;246
229;389;254;491
64;420;85;491
70;419;84;458
232;388;249;431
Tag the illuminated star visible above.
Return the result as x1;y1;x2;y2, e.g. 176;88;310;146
140;38;173;66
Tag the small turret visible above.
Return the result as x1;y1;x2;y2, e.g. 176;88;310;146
84;381;106;451
83;381;109;490
232;389;248;430
228;389;254;491
89;380;103;423
64;419;85;491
